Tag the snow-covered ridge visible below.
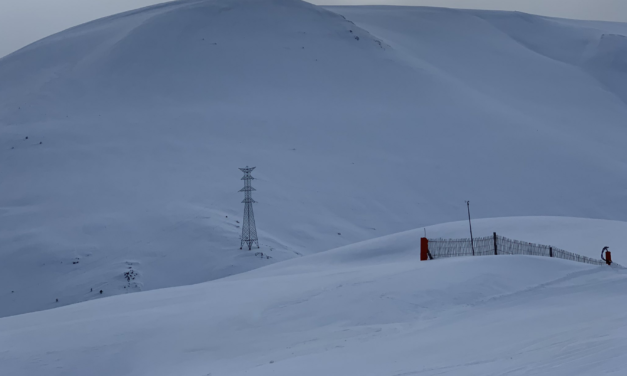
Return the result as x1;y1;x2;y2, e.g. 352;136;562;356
1;225;625;375
1;0;627;317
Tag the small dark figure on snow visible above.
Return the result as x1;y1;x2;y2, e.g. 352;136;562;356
56;299;58;302
100;290;103;294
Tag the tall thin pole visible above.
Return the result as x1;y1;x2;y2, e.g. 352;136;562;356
466;201;475;256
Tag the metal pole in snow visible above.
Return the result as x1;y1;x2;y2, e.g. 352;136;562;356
466;201;475;256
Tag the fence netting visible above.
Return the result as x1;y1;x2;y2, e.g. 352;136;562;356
427;234;606;266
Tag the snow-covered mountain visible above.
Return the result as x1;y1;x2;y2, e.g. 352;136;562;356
2;0;627;317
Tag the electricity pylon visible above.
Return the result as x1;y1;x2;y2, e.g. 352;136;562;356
239;166;259;250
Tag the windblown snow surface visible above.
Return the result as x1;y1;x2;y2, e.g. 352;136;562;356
1;1;627;373
1;227;626;376
1;0;627;317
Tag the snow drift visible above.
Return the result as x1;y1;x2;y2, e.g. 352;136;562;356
0;229;625;375
1;0;627;316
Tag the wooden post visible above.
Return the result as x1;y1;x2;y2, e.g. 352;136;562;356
421;238;429;261
493;232;497;255
549;247;553;257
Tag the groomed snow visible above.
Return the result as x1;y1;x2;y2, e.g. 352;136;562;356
1;0;627;316
0;228;624;375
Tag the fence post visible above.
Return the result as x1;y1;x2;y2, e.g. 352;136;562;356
549;247;553;257
493;232;497;255
421;238;429;261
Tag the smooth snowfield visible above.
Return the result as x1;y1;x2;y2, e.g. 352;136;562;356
2;0;627;316
1;215;624;318
0;232;625;376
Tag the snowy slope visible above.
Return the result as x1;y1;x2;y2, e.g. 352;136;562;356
1;230;625;376
2;0;627;316
2;215;623;318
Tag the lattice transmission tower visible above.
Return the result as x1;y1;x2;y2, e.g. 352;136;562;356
239;166;259;250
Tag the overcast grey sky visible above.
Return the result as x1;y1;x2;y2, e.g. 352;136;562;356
1;0;626;58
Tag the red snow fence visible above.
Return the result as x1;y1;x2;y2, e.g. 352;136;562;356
421;233;616;266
